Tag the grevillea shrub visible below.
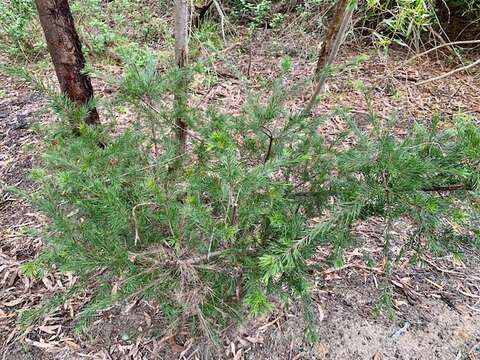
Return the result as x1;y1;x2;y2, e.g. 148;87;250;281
17;61;480;339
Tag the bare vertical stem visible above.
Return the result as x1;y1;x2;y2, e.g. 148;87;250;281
174;0;189;152
315;0;350;75
301;0;354;116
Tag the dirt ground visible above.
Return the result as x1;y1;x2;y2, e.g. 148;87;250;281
1;36;480;360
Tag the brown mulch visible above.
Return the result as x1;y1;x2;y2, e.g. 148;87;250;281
205;32;480;122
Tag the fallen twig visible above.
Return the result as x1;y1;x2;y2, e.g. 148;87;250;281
169;249;226;266
258;316;281;332
401;39;480;67
421;257;463;275
459;289;480;299
466;304;480;312
416;58;480;86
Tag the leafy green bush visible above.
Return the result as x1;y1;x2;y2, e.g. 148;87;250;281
365;0;434;49
17;59;480;340
0;0;171;62
0;0;46;59
228;0;290;29
69;0;171;59
364;0;480;49
72;0;170;50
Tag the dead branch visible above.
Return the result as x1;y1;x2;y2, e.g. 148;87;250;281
421;183;473;192
212;0;227;42
132;202;158;246
262;126;274;164
174;0;189;151
401;39;480;67
416;58;480;86
132;246;241;270
315;0;351;75
165;249;227;267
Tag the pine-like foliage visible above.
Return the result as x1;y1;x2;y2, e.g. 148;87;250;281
15;58;480;340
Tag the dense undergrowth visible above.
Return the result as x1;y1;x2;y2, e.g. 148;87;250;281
1;0;479;345
2;0;479;62
9;58;479;340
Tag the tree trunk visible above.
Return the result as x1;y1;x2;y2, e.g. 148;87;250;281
301;0;353;115
35;0;99;125
315;0;353;75
174;0;189;151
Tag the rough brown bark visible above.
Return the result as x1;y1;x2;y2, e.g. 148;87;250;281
315;0;351;75
35;0;99;125
174;0;189;151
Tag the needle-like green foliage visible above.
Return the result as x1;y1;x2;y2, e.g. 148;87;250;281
17;58;480;340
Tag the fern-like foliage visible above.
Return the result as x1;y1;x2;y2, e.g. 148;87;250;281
15;58;480;340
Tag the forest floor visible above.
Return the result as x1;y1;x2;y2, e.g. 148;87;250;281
1;30;480;360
